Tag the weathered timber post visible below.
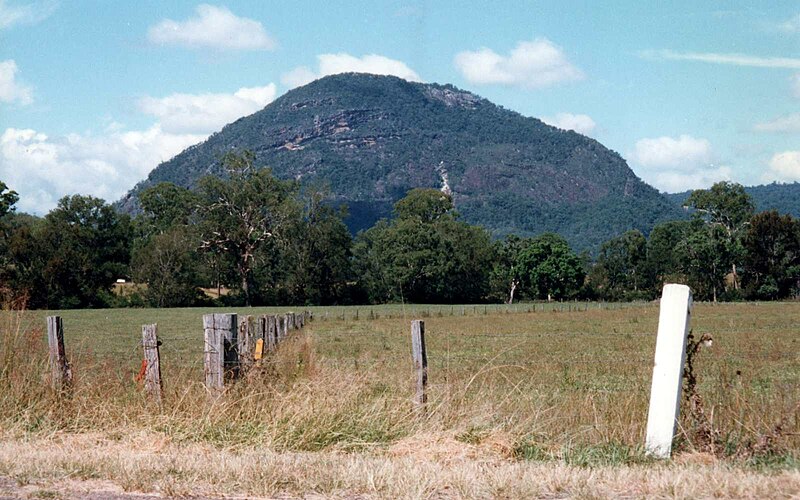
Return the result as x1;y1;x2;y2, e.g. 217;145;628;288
277;315;286;342
266;315;277;351
284;313;292;335
411;320;428;407
141;324;163;404
238;315;257;374
46;316;72;392
645;284;693;459
203;313;238;393
257;315;267;345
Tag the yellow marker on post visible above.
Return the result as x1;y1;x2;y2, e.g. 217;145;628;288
254;338;264;360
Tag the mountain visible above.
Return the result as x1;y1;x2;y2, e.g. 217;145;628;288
119;73;684;251
666;182;800;218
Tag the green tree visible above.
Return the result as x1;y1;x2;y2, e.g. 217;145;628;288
15;195;132;308
517;233;584;301
488;235;527;304
593;230;648;300
393;189;453;222
198;151;297;305
0;181;20;279
741;211;800;299
642;220;697;292
138;182;198;235
675;225;731;302
0;181;18;218
131;226;206;307
685;181;754;290
280;186;353;305
353;189;494;303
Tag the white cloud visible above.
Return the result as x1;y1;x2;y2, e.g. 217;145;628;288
754;113;800;133
541;113;596;136
4;79;281;214
630;135;712;170
641;49;800;69
644;167;733;193
763;151;800;183
280;66;318;88
281;53;421;89
138;84;277;134
0;0;56;30
0;59;32;104
777;14;800;33
628;135;730;192
147;4;276;51
1;126;207;214
453;38;584;89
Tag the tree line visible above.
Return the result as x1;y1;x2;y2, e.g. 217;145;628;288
1;153;798;309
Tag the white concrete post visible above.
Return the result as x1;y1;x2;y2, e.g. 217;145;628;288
645;283;692;458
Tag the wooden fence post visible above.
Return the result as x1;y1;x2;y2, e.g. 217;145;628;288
276;315;285;342
645;284;693;459
141;324;162;404
203;313;238;393
411;320;428;407
238;315;257;374
46;316;72;392
266;315;277;351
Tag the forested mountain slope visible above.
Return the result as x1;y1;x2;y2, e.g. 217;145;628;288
667;182;800;218
119;73;683;250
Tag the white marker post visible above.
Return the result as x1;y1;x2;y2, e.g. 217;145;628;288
645;283;692;459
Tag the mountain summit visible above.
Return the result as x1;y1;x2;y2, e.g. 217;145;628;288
119;73;682;250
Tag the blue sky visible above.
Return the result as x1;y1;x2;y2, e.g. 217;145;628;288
2;1;800;214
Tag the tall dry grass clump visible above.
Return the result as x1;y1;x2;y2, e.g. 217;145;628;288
0;291;60;434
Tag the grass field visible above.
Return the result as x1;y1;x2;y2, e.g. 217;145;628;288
0;301;798;498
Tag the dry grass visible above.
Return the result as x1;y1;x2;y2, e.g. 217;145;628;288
0;301;798;497
0;433;798;499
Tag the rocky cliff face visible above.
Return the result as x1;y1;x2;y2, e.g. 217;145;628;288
119;73;683;250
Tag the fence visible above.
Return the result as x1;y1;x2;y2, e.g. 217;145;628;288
310;300;659;322
36;287;798;459
47;310;312;401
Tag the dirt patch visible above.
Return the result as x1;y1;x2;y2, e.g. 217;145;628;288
387;430;515;463
0;477;164;499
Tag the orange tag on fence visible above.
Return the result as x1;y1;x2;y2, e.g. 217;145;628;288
254;339;264;360
134;359;147;383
